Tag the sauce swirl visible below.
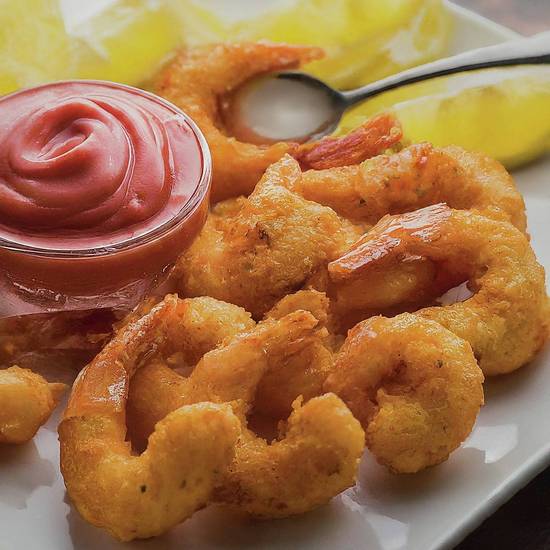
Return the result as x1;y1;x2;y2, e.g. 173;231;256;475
0;81;205;249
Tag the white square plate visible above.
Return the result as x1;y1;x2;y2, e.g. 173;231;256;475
1;3;548;550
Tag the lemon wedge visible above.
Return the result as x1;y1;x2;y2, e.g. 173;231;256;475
247;0;452;90
1;0;449;93
337;66;550;168
0;0;181;95
66;0;181;84
0;0;71;94
174;0;451;88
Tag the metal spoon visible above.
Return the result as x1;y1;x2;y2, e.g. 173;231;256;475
228;30;550;144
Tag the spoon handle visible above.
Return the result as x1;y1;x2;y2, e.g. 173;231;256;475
342;30;550;106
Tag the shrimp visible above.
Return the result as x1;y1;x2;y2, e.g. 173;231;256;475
154;42;322;202
325;206;464;324
152;295;255;368
316;144;528;321
176;155;362;318
216;392;364;518
154;43;404;202
264;289;332;328
324;313;484;474
59;296;241;541
330;204;549;375
0;366;65;444
123;296;255;448
325;252;463;331
126;292;336;444
132;358;363;517
125;300;364;518
294;143;527;231
126;305;322;437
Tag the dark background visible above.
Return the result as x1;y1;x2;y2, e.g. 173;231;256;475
452;1;550;549
457;0;550;34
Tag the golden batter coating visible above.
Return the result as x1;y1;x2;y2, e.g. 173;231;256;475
325;313;484;473
154;42;322;202
0;366;65;444
297;143;527;231
176;155;360;318
330;204;549;375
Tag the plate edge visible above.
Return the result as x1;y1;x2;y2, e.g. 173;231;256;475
427;4;544;550
430;443;550;550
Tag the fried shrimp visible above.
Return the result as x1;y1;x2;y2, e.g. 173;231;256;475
327;253;459;328
252;334;333;419
154;43;404;202
324;314;484;473
132;358;363;517
125;292;334;440
59;297;241;541
325;209;464;323
127;307;322;439
0;366;65;444
176;155;361;318
156;296;255;368
154;42;323;202
126;303;364;517
264;289;331;327
321;146;531;320
124;296;255;447
295;143;527;231
330;204;549;375
216;392;364;517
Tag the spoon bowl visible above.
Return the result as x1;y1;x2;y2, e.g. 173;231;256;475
223;71;346;144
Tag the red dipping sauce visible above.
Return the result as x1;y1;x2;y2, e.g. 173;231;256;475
0;81;211;317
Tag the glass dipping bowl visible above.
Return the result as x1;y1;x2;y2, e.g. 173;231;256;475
0;81;211;318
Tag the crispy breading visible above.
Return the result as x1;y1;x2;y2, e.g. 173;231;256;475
154;42;322;202
0;366;65;444
330;204;549;375
176;156;360;318
325;313;484;473
297;143;527;230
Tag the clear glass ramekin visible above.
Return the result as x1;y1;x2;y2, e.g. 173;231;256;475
0;81;211;318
